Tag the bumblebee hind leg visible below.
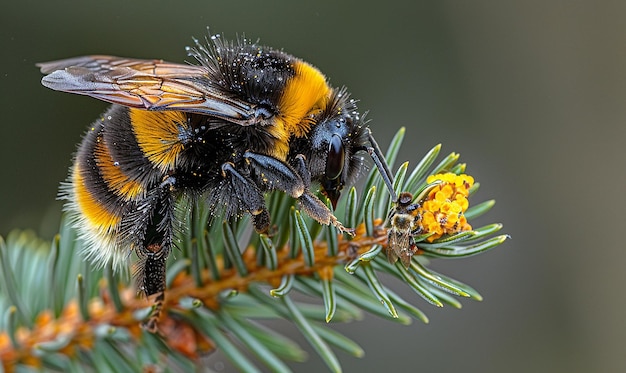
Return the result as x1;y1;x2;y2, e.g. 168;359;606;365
135;243;168;332
125;178;177;332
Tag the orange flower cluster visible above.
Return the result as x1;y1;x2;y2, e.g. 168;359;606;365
417;173;474;242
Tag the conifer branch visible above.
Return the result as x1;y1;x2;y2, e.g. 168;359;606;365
0;128;508;372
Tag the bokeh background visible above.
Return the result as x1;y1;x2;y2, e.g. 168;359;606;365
2;1;625;372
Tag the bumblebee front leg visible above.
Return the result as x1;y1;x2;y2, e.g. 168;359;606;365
244;152;354;235
292;154;353;234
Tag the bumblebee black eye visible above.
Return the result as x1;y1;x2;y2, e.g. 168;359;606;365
325;134;345;180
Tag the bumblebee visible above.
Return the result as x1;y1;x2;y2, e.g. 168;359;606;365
386;192;421;268
38;31;395;330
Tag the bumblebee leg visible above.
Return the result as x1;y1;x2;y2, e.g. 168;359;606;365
128;177;177;332
251;209;271;234
243;152;305;198
244;152;354;235
291;154;354;233
221;162;271;233
292;154;311;189
136;243;168;333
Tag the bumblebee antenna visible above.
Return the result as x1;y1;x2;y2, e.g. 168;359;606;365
366;129;398;203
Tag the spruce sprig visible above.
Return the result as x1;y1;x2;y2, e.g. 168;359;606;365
0;128;508;372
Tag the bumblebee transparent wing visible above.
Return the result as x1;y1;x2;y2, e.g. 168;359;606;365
38;55;255;123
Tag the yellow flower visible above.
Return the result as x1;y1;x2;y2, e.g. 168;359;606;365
418;173;474;242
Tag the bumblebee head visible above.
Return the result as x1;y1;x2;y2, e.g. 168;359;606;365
296;90;368;209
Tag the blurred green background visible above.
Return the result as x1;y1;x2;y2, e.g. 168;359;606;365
2;1;625;372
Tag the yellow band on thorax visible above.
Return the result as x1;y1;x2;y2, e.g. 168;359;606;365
267;60;330;159
130;109;189;171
